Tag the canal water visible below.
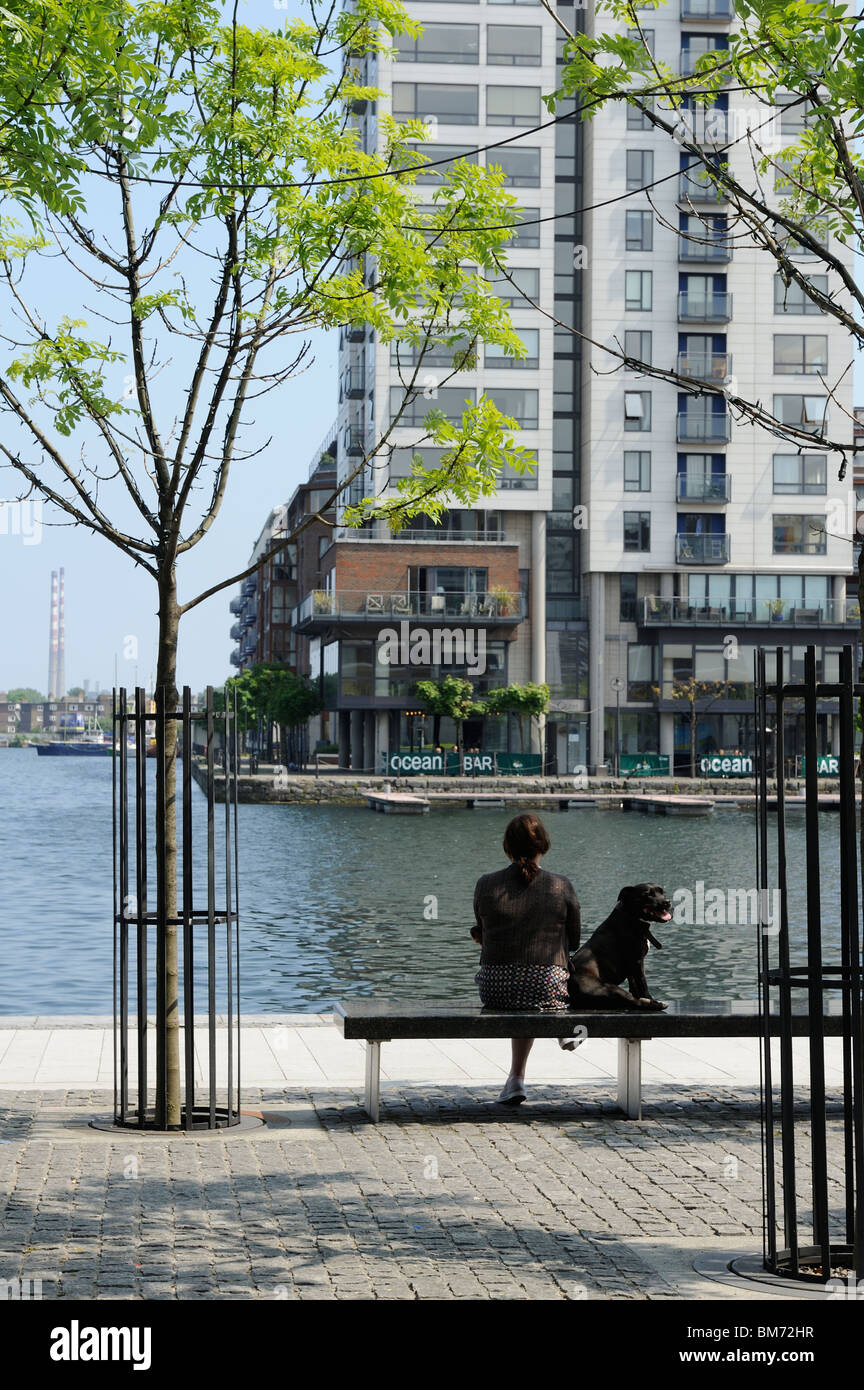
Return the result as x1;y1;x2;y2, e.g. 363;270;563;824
0;749;844;1014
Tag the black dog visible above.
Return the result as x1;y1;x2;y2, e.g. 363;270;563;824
567;883;671;1011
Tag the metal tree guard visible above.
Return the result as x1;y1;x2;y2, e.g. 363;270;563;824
111;685;241;1130
756;644;864;1281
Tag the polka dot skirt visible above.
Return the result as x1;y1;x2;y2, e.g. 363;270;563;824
476;963;570;1013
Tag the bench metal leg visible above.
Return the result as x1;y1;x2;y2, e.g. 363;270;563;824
617;1038;642;1119
364;1041;381;1123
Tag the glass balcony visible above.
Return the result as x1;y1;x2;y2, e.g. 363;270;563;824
678;291;732;321
343;370;365;400
293;588;525;632
642;596;860;625
679;169;727;202
677;351;732;380
676;108;729;144
675;534;731;563
345;428;365;456
679;237;732;262
677;412;733;443
680;0;733;20
676;474;731;502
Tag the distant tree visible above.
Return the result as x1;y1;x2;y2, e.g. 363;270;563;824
66;686;85;699
653;678;728;780
6;687;43;702
416;676;483;755
483;682;551;756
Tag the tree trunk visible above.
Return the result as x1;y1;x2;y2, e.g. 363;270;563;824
859;545;863;921
155;564;181;1127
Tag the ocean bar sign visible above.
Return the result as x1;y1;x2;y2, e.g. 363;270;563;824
700;754;754;776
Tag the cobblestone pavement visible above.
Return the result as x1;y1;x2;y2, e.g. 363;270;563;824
0;1084;847;1301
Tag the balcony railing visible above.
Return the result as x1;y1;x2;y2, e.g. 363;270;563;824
675;109;729;144
293;588;524;630
679;237;732;262
680;0;733;19
677;352;732;380
345;428;365;456
678;291;732;321
392;527;506;543
676;474;732;502
675;534;731;563
677;412;733;442
342;370;365;400
642;596;859;626
679;169;727;202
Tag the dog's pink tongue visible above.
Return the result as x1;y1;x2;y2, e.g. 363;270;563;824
659;911;672;921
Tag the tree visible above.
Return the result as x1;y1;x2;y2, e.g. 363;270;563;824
268;669;323;767
653;677;729;780
66;686;85;699
483;681;551;757
6;687;43;702
0;0;532;1125
415;676;484;754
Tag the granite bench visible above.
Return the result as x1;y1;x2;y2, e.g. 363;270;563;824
333;999;844;1122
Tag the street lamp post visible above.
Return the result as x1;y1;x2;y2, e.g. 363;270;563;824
610;676;624;778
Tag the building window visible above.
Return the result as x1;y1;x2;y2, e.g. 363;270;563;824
627;643;656;699
498;450;539;489
485;388;539;428
547;533;576;592
395;24;479;63
486;86;541;126
773;394;829;432
487;25;542;65
388;446;447;481
625;209;653;251
624;511;651;551
485;327;540;368
405;144;477;184
488;145;540;186
624;450;651;491
626;27;655;53
620;573;638;623
773;334;828;375
627;97;654;130
624;391;651;431
390;386;477;426
773;514;827;555
625;269;653;311
626;149;654;192
777;92;813;137
774;274;828;314
624;331;652;368
392;83;479;125
485;266;540;305
509;207;540;247
772;453;827;494
777;221;828;259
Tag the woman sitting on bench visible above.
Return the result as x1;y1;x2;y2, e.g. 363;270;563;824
471;813;581;1106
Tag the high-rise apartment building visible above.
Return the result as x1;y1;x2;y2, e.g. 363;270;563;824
243;0;858;772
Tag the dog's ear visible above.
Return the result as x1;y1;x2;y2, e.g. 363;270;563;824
617;885;638;903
